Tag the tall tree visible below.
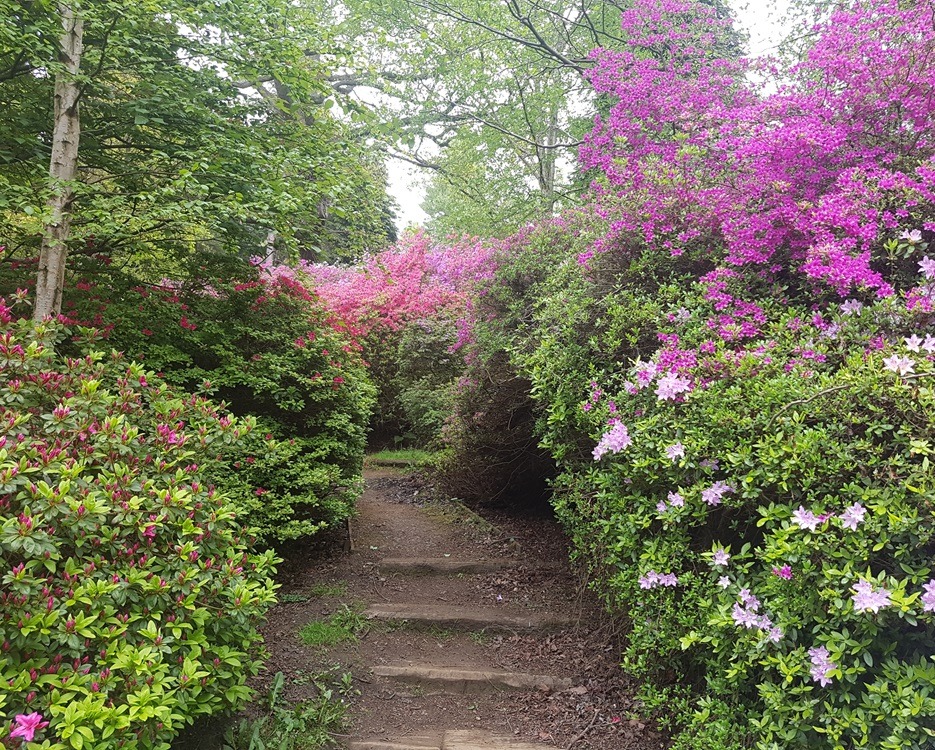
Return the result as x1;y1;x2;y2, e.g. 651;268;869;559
0;0;394;314
34;3;82;320
328;0;741;236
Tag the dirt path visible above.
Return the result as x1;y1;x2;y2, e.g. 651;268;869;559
261;468;666;750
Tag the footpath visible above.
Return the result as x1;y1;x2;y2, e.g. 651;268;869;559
260;467;665;750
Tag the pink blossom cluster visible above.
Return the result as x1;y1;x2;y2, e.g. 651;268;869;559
731;588;782;643
580;0;935;295
808;646;837;687
852;580;892;614
304;231;495;346
592;421;632;460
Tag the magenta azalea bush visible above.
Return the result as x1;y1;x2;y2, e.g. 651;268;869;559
0;308;277;749
306;231;494;442
438;1;935;746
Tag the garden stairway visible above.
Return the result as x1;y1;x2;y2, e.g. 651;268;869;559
263;467;659;750
351;545;575;750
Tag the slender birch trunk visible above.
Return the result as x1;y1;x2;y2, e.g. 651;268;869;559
34;4;83;321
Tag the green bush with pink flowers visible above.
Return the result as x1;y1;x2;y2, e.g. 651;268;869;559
0;309;277;749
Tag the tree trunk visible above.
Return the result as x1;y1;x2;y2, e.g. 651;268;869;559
538;99;559;215
34;4;83;321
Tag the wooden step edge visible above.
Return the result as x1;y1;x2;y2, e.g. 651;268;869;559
442;730;557;750
378;557;523;575
372;664;572;694
364;603;574;632
348;734;442;750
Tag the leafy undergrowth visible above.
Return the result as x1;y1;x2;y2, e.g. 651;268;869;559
220;672;352;750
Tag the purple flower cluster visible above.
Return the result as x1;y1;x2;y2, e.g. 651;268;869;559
852;580;892;614
639;571;679;589
731;588;782;643
655;371;693;401
665;442;685;461
592;420;633;461
808;646;837;687
702;481;732;506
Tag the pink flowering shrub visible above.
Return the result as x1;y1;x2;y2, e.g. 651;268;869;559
581;0;935;296
306;231;493;442
455;1;935;745
60;253;375;544
0;309;277;749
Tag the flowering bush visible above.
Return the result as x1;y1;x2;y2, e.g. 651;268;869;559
306;231;493;442
61;253;374;544
477;1;935;745
0;309;277;749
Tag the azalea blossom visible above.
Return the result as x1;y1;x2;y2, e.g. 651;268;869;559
901;229;924;244
772;564;793;580
923;335;935;353
717;576;731;589
918;255;935;278
655;371;692;401
791;506;822;531
667;491;685;507
921;580;935;613
712;548;730;567
592;421;632;460
10;713;49;743
701;480;732;506
638;570;679;589
666;442;686;461
839;502;866;531
905;334;923;352
808;646;837;687
839;299;863;316
853;579;892;614
883;354;915;376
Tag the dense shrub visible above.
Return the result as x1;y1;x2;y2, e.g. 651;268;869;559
0;307;277;749
307;232;492;443
483;1;935;746
427;0;935;745
62;254;374;544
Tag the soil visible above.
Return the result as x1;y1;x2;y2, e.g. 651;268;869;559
255;467;670;750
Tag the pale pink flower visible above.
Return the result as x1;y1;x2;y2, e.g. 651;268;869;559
792;506;822;531
918;255;935;278
666;442;686;461
839;503;866;531
921;580;935;613
808;646;836;687
883;354;915;376
905;335;923;352
852;579;892;614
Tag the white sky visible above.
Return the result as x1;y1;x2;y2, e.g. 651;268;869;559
386;0;791;232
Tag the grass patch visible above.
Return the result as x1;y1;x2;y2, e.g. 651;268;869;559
309;581;348;598
298;606;366;648
469;630;490;645
366;448;436;467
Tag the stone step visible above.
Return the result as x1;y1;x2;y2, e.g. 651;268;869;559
379;557;523;575
444;731;555;750
348;734;442;750
349;730;554;750
364;603;572;632
371;664;572;694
